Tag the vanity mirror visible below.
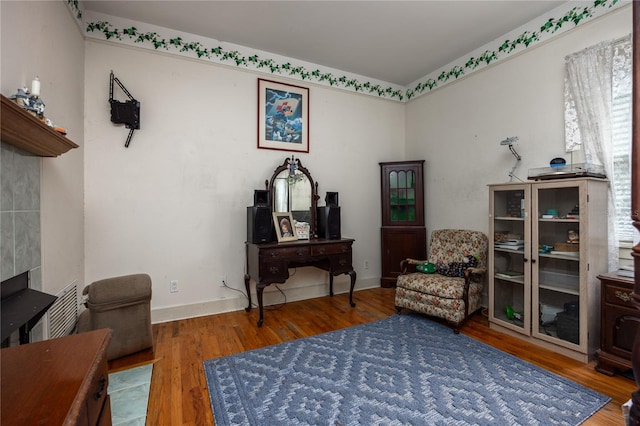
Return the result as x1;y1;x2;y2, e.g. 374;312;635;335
266;156;319;239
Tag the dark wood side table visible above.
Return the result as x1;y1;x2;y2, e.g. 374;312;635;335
245;238;356;326
595;272;639;376
1;329;112;425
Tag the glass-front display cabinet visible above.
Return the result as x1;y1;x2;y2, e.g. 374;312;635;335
489;178;608;362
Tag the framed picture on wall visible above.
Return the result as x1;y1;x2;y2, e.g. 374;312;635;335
258;78;309;153
272;212;298;242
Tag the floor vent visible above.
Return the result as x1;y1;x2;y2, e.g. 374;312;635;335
48;281;78;339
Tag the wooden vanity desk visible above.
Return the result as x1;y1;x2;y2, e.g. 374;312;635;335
245;238;356;326
246;156;357;326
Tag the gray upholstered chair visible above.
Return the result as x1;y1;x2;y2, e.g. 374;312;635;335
77;273;153;360
395;229;488;333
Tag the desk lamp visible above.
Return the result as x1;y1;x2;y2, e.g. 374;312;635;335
500;136;522;182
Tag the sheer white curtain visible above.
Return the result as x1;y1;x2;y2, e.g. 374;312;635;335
564;35;632;271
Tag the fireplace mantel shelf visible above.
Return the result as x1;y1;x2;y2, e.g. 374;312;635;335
1;94;78;157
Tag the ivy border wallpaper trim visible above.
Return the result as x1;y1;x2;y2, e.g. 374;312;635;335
69;0;627;102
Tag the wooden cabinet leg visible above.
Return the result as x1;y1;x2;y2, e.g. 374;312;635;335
257;282;266;327
348;270;357;307
329;273;334;296
244;274;252;312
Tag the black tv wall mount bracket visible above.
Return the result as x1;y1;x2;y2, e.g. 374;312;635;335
109;70;140;148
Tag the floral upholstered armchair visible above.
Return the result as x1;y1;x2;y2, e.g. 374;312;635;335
395;229;488;333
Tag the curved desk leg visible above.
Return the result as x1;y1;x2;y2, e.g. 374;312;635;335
329;273;334;297
256;282;266;327
348;270;357;307
244;274;252;312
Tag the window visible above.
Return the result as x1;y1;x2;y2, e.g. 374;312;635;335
564;36;633;245
611;39;633;242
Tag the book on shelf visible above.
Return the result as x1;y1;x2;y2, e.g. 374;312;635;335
549;250;579;257
494;243;524;250
493;239;524;245
496;271;524;279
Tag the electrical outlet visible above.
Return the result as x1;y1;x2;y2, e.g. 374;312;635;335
170;280;179;293
364;260;369;270
219;275;227;287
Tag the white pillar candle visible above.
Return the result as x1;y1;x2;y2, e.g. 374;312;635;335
31;76;40;97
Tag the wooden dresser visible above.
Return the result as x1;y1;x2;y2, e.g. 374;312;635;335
595;272;639;376
1;329;112;425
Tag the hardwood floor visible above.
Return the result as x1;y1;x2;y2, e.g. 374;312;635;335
109;287;634;425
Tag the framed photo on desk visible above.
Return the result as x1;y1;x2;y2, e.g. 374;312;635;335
273;212;298;242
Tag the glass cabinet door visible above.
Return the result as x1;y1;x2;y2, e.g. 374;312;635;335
380;161;425;227
389;169;416;222
489;184;531;335
531;182;583;348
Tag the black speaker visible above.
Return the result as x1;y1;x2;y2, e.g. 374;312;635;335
317;206;341;239
325;192;339;207
254;190;270;207
247;206;274;243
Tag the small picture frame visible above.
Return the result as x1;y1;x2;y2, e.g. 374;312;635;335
295;221;310;240
273;212;298;242
258;78;309;153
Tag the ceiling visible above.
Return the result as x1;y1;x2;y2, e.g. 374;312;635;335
83;1;569;86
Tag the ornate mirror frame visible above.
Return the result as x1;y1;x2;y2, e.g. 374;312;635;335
266;156;319;239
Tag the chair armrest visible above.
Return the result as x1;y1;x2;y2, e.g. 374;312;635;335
400;258;428;274
466;267;486;276
464;267;486;283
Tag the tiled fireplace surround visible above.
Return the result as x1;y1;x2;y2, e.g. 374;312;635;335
1;142;44;341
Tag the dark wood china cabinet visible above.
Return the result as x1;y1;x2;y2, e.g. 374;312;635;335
379;160;426;287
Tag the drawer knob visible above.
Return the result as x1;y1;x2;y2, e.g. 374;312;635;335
615;290;632;303
94;375;107;400
269;266;280;274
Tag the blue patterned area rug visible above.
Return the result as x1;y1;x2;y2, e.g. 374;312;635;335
203;314;609;425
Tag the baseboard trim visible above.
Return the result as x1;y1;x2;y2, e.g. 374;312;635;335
151;277;380;324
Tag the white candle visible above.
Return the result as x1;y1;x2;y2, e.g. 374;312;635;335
31;76;40;97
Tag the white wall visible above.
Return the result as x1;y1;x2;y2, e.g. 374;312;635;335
1;1;85;297
405;5;632;238
84;41;404;321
